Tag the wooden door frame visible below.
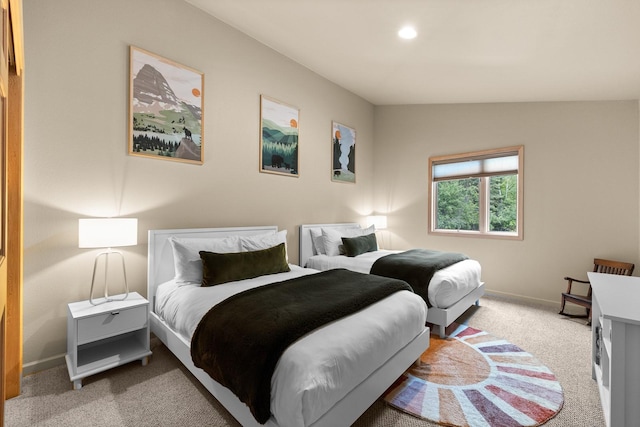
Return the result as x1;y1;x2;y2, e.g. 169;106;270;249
5;0;24;403
6;53;23;400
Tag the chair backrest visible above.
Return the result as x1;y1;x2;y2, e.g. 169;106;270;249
592;258;635;276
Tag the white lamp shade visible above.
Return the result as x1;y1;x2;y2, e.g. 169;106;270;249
79;218;138;248
366;215;388;230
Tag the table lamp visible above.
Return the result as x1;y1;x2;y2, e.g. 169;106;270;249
78;218;138;305
366;215;388;249
366;215;387;231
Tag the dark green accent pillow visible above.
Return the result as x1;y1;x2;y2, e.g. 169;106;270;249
341;233;378;257
199;243;290;287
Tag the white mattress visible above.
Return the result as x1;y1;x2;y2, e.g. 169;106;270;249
155;265;427;427
306;250;482;309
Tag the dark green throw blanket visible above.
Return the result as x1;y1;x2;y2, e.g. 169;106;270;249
190;268;412;424
370;249;468;307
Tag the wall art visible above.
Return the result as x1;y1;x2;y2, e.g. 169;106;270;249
331;121;356;183
129;46;204;164
260;95;299;176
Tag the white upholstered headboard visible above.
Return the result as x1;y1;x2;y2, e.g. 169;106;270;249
147;226;278;311
298;223;361;268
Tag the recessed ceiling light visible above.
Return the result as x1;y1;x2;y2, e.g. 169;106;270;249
398;26;417;40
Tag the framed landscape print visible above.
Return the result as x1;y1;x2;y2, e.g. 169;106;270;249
129;46;204;165
331;121;356;183
260;95;299;177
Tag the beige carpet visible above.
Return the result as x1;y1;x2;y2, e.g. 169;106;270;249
6;294;604;426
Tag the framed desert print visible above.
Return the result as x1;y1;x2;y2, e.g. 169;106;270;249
260;95;299;176
129;46;204;165
331;121;356;183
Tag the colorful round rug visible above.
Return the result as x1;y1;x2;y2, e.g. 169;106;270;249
383;325;564;426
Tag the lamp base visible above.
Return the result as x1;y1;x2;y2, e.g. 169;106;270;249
89;249;130;306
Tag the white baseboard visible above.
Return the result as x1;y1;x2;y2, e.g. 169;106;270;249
22;353;66;376
483;290;558;308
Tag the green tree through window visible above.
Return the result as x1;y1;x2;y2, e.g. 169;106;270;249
436;178;480;231
489;175;517;232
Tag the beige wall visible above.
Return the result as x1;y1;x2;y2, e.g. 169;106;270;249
23;0;375;371
373;102;640;305
22;0;640;372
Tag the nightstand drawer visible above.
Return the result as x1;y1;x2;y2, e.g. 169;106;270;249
77;305;147;345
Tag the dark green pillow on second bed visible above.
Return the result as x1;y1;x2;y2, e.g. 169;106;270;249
341;233;378;257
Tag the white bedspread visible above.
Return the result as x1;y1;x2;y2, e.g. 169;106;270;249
155;265;427;427
306;250;481;309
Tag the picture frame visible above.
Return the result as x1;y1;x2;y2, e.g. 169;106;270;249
331;121;356;183
260;95;299;177
129;46;204;165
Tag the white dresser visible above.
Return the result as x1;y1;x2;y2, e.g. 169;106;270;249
589;272;640;427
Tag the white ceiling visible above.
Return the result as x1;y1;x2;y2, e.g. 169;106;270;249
186;0;640;105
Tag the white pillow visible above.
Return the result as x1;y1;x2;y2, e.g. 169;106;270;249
169;236;242;283
309;228;325;255
240;230;288;260
322;225;375;257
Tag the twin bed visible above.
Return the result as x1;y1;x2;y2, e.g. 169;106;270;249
299;223;484;338
147;225;431;427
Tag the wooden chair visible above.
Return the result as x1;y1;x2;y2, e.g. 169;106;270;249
560;258;635;325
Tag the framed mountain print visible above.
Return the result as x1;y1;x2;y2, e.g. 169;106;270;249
331;121;356;183
129;46;204;164
260;95;299;177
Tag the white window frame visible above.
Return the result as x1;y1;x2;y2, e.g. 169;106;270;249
428;145;524;240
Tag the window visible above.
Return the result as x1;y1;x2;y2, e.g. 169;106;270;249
428;146;523;240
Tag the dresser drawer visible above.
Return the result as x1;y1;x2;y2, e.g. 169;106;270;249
77;304;147;345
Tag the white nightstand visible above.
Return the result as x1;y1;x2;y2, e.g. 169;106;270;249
65;291;152;389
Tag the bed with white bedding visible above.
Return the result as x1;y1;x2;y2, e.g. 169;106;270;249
148;226;430;427
299;223;484;338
